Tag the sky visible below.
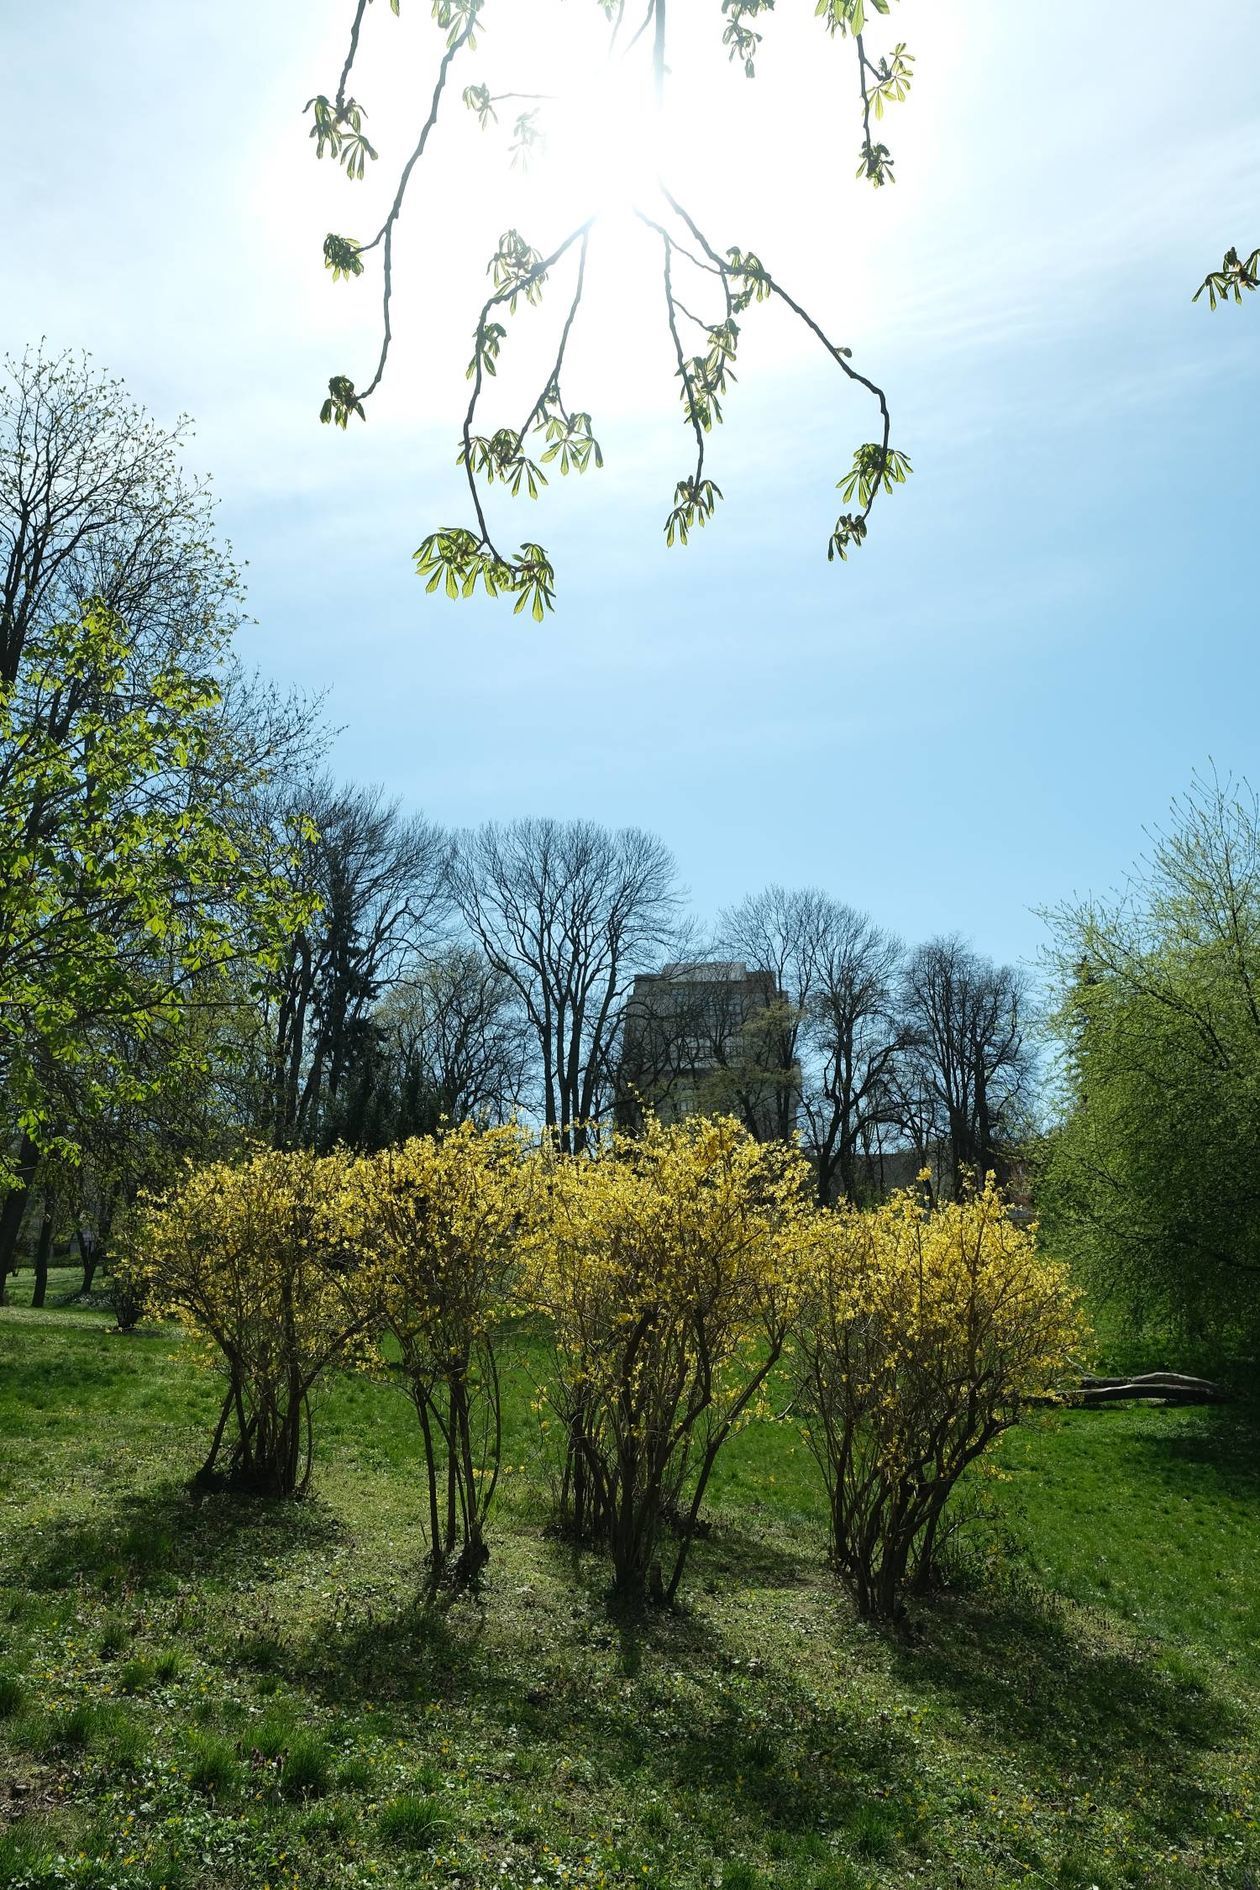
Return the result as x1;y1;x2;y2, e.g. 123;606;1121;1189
6;0;1260;976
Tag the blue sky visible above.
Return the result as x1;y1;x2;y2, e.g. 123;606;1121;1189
6;0;1260;972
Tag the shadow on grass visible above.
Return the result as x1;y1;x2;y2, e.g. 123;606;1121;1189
12;1482;341;1597
1119;1399;1260;1501
288;1546;921;1848
691;1515;821;1592
899;1581;1238;1835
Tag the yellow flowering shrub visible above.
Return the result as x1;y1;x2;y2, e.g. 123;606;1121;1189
123;1147;375;1497
793;1179;1083;1621
352;1121;531;1587
528;1115;811;1603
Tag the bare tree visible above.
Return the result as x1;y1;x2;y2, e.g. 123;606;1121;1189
329;946;531;1147
803;909;905;1205
449;819;684;1150
267;781;450;1148
896;937;1032;1197
614;960;788;1139
1;347;242;691
719;887;904;1198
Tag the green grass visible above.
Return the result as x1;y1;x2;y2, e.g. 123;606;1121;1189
0;1266;1257;1890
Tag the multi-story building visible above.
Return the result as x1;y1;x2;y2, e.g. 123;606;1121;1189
616;960;799;1142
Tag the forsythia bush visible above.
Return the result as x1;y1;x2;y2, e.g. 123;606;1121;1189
528;1115;811;1603
792;1180;1083;1621
124;1148;374;1496
126;1124;1082;1628
353;1122;531;1587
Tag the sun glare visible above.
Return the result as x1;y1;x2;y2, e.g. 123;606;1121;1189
535;49;666;230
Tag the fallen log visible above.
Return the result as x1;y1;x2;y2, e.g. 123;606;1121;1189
1077;1371;1230;1406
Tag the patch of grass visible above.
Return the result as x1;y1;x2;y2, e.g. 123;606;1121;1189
234;1629;285;1672
33;1700;98;1755
253;1707;296;1760
843;1804;900;1862
377;1791;448;1849
279;1730;332;1799
0;1821;54;1882
0;1297;1256;1890
337;1751;376;1791
119;1653;154;1692
187;1730;238;1797
96;1613;132;1660
102;1709;146;1771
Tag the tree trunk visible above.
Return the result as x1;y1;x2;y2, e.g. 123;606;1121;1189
76;1227;99;1297
31;1192;56;1309
0;1132;40;1304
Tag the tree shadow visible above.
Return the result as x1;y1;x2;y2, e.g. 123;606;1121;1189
689;1513;822;1592
289;1550;921;1847
12;1481;341;1597
1117;1399;1260;1501
896;1582;1240;1835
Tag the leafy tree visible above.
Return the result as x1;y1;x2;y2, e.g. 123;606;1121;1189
0;350;317;1293
1041;773;1260;1351
305;0;914;611
0;605;309;1298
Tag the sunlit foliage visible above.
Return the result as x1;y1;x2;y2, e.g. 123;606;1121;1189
306;0;916;611
793;1180;1082;1621
124;1149;375;1497
528;1114;811;1602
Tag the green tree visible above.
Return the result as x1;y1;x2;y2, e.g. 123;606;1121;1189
305;0;914;611
0;350;320;1287
1041;773;1260;1353
0;603;311;1298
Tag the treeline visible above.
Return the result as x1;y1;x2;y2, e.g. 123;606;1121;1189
7;347;1250;1362
0;348;1034;1305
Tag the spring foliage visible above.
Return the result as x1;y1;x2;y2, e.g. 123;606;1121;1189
129;1120;1079;1618
527;1115;812;1601
353;1121;531;1585
125;1148;374;1496
793;1181;1082;1619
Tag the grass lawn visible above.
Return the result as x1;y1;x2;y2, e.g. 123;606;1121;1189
1;1267;1257;1890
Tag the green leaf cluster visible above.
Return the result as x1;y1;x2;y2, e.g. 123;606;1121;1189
320;375;367;427
322;234;364;282
1194;245;1260;309
837;442;911;508
665;478;723;548
303;95;378;180
413;531;556;618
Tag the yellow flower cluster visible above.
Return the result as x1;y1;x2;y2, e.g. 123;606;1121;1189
124;1147;376;1496
525;1114;815;1601
794;1178;1083;1619
127;1124;1081;1613
349;1121;533;1585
